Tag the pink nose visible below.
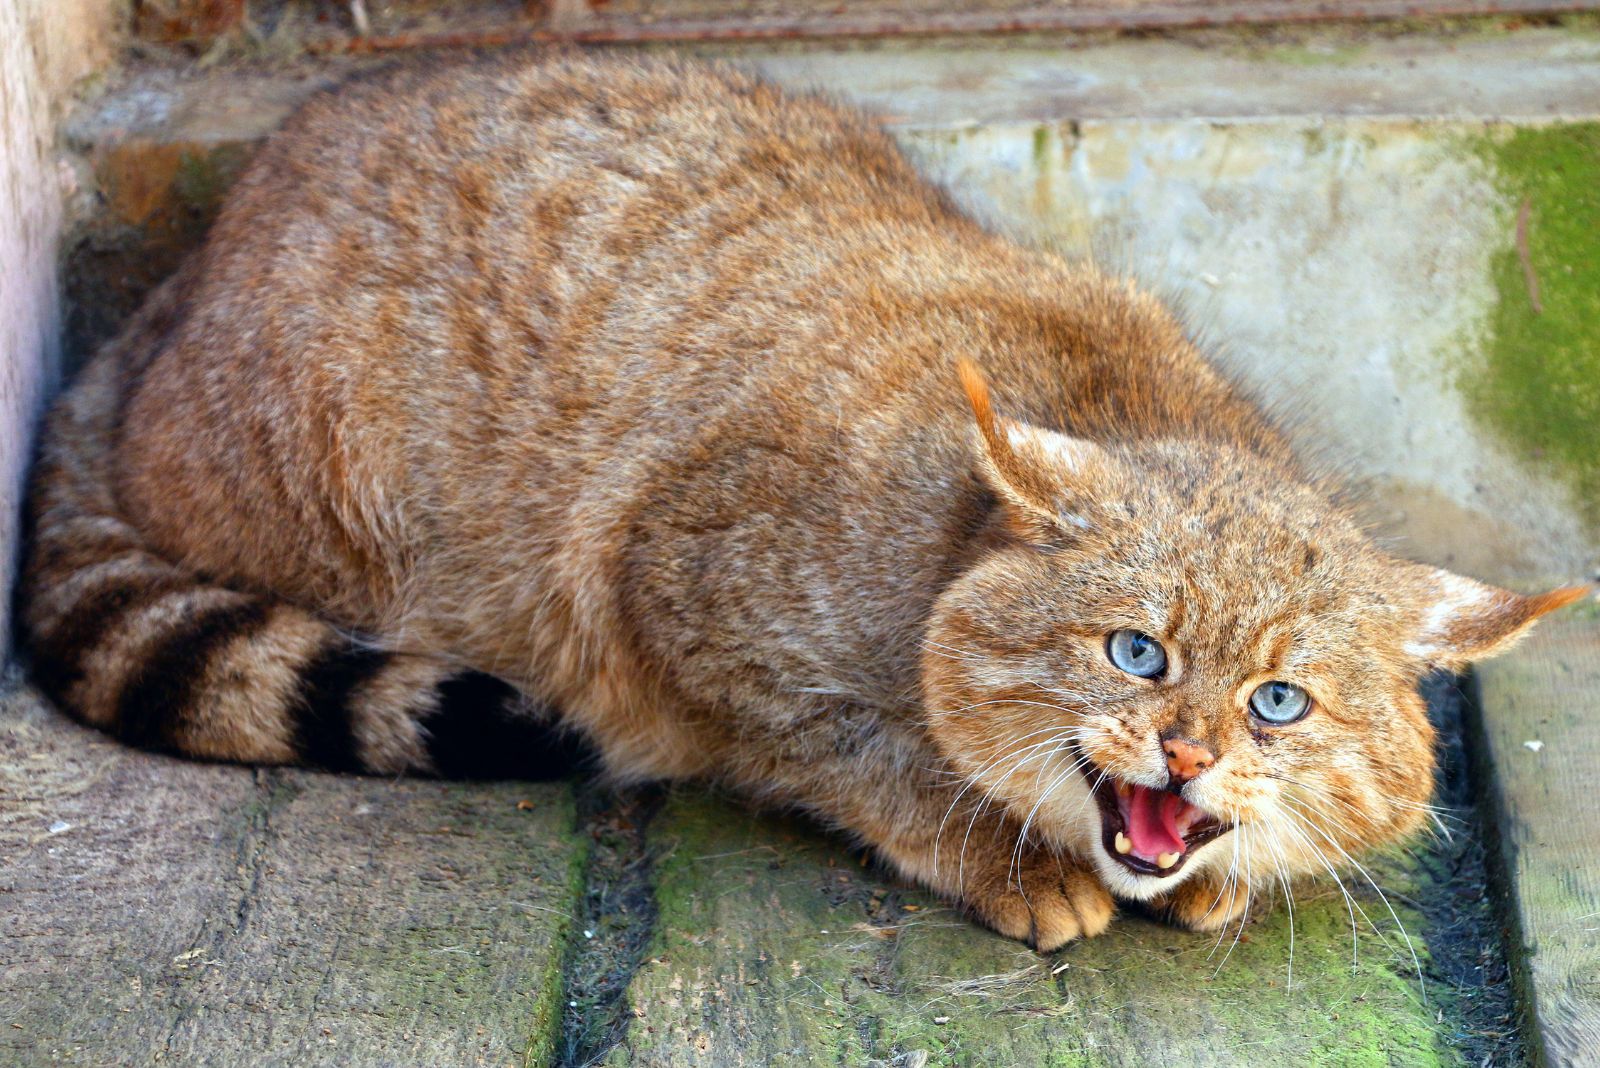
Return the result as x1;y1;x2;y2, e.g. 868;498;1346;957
1164;738;1215;782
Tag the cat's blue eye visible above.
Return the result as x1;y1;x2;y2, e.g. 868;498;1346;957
1107;630;1166;678
1249;681;1311;725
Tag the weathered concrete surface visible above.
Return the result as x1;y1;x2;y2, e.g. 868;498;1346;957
743;25;1600;126
0;680;586;1065
1473;611;1600;1068
1456;123;1600;531
1444;126;1600;1066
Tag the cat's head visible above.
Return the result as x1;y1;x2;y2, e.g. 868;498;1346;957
921;361;1588;904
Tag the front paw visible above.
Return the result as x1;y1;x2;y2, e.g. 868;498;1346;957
1151;872;1253;933
964;849;1115;951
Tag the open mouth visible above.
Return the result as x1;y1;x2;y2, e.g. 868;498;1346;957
1086;765;1231;878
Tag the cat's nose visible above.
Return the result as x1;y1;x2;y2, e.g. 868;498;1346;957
1163;737;1215;782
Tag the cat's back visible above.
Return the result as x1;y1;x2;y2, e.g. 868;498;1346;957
160;49;942;359
106;51;965;616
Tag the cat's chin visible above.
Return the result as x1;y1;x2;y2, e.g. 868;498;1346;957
1090;851;1203;901
1077;761;1233;900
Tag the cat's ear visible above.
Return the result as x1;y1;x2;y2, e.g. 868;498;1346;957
956;359;1107;546
1403;566;1593;670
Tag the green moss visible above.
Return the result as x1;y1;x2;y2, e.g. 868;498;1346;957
290;780;588;1068
174;143;253;218
524;796;591;1068
1256;43;1365;66
1552;12;1600;36
1460;124;1600;525
346;780;587;1068
616;792;1461;1066
1033;125;1051;166
1563;597;1600;622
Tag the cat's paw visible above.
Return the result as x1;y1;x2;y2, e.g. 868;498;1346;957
1151;873;1253;933
965;851;1115;951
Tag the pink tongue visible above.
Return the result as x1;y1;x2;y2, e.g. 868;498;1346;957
1127;786;1186;857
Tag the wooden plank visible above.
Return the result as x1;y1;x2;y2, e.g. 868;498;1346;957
298;0;1600;52
0;681;586;1066
1472;610;1600;1068
605;790;1453;1067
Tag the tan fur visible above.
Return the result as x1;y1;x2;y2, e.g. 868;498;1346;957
20;51;1586;950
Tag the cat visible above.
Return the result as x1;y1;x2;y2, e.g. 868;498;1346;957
21;51;1587;951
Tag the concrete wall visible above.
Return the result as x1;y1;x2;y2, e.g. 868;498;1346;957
0;0;123;652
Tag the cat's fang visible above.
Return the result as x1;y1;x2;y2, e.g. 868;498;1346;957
1083;761;1232;879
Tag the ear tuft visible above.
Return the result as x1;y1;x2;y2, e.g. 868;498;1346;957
955;360;1105;545
956;358;997;443
957;359;1051;506
1404;567;1593;670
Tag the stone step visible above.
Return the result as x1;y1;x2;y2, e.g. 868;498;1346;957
2;675;1513;1065
0;681;586;1066
606;791;1455;1067
1472;611;1600;1067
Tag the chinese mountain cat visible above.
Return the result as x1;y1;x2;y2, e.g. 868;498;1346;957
22;52;1586;949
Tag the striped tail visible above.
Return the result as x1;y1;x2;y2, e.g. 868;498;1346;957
19;329;581;781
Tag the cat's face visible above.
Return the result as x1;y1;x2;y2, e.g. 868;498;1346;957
921;364;1584;904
